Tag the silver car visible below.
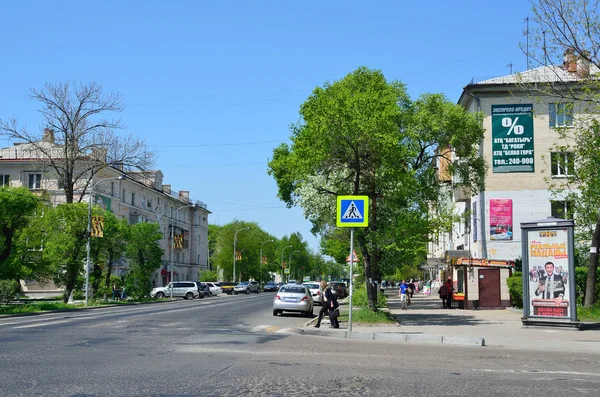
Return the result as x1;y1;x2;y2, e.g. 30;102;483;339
234;281;260;295
273;284;313;317
150;281;199;300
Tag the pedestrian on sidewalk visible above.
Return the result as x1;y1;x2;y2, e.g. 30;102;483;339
399;280;409;310
112;283;119;301
441;278;453;309
314;281;330;328
438;282;449;308
326;284;340;328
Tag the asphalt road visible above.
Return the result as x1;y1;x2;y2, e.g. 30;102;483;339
1;294;599;397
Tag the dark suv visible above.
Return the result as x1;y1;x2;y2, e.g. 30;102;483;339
330;281;348;299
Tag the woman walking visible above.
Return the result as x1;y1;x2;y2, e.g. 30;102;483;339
313;281;330;328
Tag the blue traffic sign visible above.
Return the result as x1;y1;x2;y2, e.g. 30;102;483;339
336;196;369;227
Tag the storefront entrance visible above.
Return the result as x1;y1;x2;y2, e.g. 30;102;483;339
478;268;501;307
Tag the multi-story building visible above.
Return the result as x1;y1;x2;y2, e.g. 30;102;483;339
0;131;210;294
427;53;592;306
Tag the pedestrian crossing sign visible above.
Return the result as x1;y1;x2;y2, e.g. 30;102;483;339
336;195;369;227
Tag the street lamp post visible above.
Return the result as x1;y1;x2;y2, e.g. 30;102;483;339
86;174;125;306
170;204;196;299
233;227;250;282
260;239;274;287
289;250;299;282
280;245;292;283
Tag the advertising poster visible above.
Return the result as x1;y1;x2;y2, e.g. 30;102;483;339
492;104;534;173
490;199;513;240
527;229;570;318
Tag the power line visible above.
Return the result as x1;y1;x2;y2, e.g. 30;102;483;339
150;140;284;148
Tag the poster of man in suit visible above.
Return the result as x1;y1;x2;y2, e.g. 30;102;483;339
528;229;570;318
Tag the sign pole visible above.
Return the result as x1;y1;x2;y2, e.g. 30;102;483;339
348;228;354;332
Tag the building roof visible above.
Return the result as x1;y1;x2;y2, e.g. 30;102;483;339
459;63;600;107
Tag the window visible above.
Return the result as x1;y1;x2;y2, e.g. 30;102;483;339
549;103;573;127
28;173;42;189
551;152;575;177
551;200;573;219
57;175;65;189
131;192;135;206
122;188;126;201
0;175;9;186
111;182;115;197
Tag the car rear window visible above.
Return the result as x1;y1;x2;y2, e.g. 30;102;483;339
303;284;319;289
280;286;306;293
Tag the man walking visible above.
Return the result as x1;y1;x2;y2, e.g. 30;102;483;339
399;280;409;310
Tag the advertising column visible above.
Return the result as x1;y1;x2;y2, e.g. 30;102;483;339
521;218;579;327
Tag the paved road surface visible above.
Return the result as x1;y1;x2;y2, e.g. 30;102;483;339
1;293;599;396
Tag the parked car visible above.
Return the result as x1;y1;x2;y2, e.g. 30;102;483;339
219;281;237;295
263;281;279;292
204;282;220;296
151;281;199;300
194;282;211;298
234;281;260;295
330;281;348;299
302;282;322;305
273;284;314;317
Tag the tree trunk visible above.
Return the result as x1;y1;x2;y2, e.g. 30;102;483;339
359;234;378;311
584;215;600;307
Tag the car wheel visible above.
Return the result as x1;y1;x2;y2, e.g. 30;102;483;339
185;292;193;300
256;288;260;294
307;307;313;317
246;289;250;295
273;309;278;316
234;292;238;295
156;292;164;299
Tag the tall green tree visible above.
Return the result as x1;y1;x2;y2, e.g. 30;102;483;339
0;187;39;269
34;204;89;303
524;0;600;306
124;222;163;299
91;211;129;299
268;67;484;310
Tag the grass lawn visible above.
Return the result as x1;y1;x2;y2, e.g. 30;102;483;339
0;301;82;315
338;308;396;324
577;304;600;322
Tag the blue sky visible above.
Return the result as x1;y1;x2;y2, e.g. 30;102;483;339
0;0;535;253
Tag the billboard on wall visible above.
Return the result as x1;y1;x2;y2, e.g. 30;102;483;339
492;104;534;173
527;229;570;318
489;199;513;240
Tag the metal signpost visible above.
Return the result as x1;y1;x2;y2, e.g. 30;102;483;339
336;195;369;332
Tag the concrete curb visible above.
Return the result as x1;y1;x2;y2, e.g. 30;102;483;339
293;327;485;347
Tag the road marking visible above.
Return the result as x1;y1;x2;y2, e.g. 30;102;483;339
13;319;72;329
475;368;600;377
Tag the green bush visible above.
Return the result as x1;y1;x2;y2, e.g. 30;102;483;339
506;271;523;309
0;279;19;303
352;285;387;308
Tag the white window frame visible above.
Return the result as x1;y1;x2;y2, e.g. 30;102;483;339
28;173;42;189
550;152;574;177
549;103;574;128
0;174;9;186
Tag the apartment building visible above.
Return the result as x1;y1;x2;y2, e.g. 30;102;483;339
0;132;210;294
428;53;591;284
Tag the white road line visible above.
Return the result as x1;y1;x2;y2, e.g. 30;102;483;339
13;320;72;329
475;368;600;377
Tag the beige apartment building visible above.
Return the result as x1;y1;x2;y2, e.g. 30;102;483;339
0;133;209;295
427;55;591;305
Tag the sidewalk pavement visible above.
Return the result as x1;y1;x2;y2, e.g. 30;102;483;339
296;290;600;352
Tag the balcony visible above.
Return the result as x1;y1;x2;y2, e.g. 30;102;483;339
453;185;471;203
